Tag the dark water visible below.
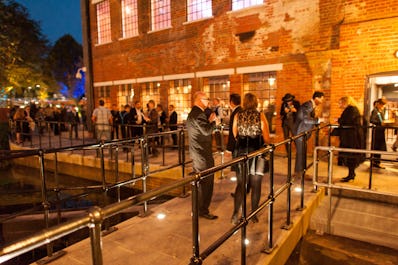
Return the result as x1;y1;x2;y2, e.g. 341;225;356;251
0;165;141;265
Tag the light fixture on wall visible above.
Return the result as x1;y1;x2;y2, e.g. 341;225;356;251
268;76;276;86
395;50;398;58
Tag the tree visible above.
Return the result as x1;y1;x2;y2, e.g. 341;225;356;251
0;0;56;99
47;34;84;99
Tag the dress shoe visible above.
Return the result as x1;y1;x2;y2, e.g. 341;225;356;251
231;213;240;225
340;175;355;182
392;146;397;152
372;164;385;169
199;213;218;220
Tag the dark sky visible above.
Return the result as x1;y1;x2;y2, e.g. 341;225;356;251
15;0;82;44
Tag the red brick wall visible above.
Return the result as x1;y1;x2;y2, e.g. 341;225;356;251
88;0;398;146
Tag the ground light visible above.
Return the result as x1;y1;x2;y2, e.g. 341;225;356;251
157;213;166;220
230;176;237;182
294;186;302;193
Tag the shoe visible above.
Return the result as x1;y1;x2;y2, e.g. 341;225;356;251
392;146;397;152
373;164;385;169
231;213;239;225
340;175;355;182
199;213;218;220
251;216;259;223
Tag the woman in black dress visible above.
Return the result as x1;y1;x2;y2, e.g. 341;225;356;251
231;93;270;224
336;96;364;182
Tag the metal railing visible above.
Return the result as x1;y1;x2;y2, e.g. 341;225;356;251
3;122;396;264
313;145;398;234
0;123;328;265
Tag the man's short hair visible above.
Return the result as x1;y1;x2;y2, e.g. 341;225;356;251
230;93;241;106
312;91;324;99
99;99;105;106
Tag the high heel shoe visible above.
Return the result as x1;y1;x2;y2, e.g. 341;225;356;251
231;213;240;225
340;174;355;182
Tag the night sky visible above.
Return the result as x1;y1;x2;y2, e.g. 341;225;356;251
14;0;82;44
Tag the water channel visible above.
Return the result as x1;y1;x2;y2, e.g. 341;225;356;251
0;164;172;265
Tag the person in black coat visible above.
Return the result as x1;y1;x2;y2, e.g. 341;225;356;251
187;91;218;220
280;93;300;153
130;101;145;137
370;98;387;168
168;104;178;146
335;96;364;182
226;93;242;172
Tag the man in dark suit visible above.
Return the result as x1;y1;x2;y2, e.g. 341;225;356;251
187;91;218;220
226;93;242;172
294;91;325;177
130;101;144;137
168;104;178;146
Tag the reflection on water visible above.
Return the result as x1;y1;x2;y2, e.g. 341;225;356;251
0;166;102;215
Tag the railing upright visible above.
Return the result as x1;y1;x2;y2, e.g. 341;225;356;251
89;207;103;265
263;145;276;254
190;175;201;265
282;139;293;230
140;137;149;214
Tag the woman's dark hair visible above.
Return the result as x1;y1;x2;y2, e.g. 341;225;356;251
243;93;258;110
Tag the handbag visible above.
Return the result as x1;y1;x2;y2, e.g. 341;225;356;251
255;149;269;175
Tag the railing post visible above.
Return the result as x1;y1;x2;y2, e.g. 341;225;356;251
114;145;120;202
219;124;225;179
282;139;293;230
140;137;149;215
89;206;103;265
190;176;202;265
240;159;248;265
263;146;276;254
180;130;189;198
297;133;307;211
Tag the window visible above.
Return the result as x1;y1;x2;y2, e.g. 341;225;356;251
121;0;139;38
151;0;171;31
232;0;263;11
118;84;134;108
96;0;112;44
141;82;160;109
242;71;277;133
187;0;212;22
202;76;230;120
168;79;192;121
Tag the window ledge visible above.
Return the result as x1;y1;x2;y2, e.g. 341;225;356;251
227;4;265;16
183;16;214;25
119;35;139;41
147;26;173;34
95;41;113;47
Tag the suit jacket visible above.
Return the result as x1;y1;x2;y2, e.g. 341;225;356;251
169;110;177;130
187;105;215;171
226;105;242;152
130;108;144;125
294;100;318;135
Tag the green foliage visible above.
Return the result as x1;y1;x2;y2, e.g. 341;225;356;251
0;0;55;97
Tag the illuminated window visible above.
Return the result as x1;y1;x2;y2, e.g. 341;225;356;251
118;84;134;107
187;0;212;21
232;0;263;11
121;0;139;38
96;0;112;44
168;79;192;121
242;71;277;133
141;82;160;108
151;0;171;31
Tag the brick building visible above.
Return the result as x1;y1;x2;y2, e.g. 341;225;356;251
84;0;398;143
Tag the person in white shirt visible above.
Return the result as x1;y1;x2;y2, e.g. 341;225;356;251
91;99;112;141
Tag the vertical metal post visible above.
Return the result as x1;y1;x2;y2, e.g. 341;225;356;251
54;152;62;224
58;121;62;148
282;140;293;230
190;177;201;265
220;124;225;179
327;148;334;234
141;138;148;214
114;145;120;202
240;159;248;265
38;150;53;257
100;143;106;190
89;207;103;265
263;147;275;253
180;130;188;197
299;133;307;210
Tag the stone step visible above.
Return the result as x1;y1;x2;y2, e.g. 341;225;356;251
299;230;398;265
310;194;398;250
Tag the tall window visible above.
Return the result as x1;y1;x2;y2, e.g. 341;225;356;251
232;0;263;11
187;0;212;22
121;0;139;38
96;0;112;44
141;82;160;110
118;84;134;108
168;79;192;121
151;0;171;31
243;71;277;133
